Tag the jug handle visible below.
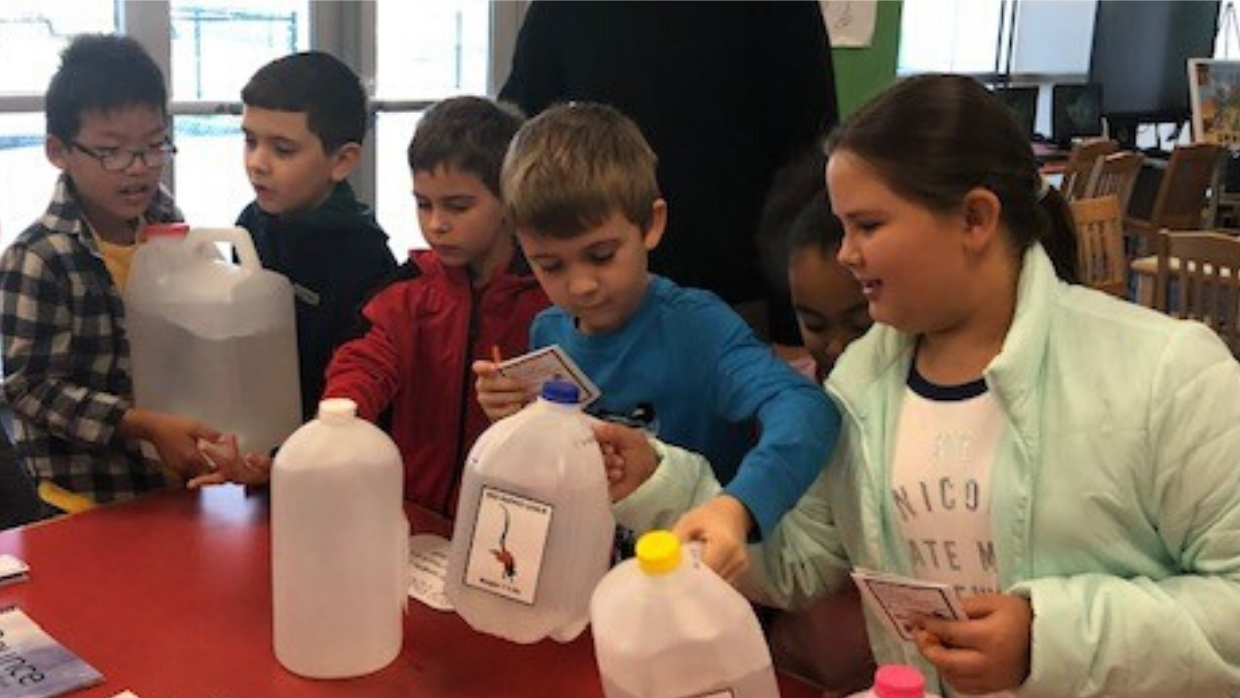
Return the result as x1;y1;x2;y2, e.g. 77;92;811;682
183;227;263;271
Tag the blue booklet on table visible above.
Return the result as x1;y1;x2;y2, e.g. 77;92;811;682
0;606;103;698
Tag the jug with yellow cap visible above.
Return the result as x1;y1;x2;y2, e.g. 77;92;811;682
590;530;780;698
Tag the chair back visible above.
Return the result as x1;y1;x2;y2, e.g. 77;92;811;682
1083;150;1144;215
1154;229;1240;355
1059;138;1119;200
1126;143;1226;258
1148;143;1225;230
1070;195;1127;298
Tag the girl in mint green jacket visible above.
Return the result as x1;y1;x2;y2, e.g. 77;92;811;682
611;74;1240;698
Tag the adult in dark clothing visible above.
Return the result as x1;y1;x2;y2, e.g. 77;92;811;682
500;1;838;342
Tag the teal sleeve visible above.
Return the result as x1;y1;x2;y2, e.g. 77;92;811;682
611;440;722;533
613;438;854;613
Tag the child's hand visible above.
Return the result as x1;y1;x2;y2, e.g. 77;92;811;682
592;421;660;502
187;434;273;489
472;359;529;421
913;593;1033;694
672;495;754;583
120;408;220;478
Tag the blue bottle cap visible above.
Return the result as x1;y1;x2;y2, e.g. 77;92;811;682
540;379;580;404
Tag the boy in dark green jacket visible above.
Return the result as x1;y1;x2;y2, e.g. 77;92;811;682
236;51;397;421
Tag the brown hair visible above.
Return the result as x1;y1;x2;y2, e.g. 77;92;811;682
242;51;366;152
501;102;660;238
826;74;1079;283
408;96;523;196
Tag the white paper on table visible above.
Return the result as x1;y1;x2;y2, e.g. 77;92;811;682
0;553;29;585
408;533;453;611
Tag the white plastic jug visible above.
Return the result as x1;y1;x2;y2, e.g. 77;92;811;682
590;530;780;698
126;225;301;455
846;665;940;698
445;379;614;644
271;398;408;678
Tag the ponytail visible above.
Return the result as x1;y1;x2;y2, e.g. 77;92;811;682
1037;185;1080;284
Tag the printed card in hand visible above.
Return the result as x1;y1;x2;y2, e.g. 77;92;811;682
850;568;967;642
0;606;103;698
497;344;601;405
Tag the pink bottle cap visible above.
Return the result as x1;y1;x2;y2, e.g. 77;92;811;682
874;665;925;698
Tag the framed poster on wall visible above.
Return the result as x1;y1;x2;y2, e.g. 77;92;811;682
1189;58;1240;146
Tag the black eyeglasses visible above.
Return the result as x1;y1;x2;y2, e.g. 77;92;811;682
70;140;178;172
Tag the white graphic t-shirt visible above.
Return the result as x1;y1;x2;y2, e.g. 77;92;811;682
889;364;1015;698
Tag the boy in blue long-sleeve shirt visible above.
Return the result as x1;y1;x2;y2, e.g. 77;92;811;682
475;103;839;567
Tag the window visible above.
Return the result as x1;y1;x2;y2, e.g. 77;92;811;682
898;0;1008;75
0;2;117;93
0;114;58;241
899;0;1096;78
0;1;514;256
170;1;310;101
898;1;1097;139
0;1;117;239
374;0;491;256
167;0;311;227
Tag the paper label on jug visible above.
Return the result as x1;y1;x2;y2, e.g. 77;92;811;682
463;486;553;604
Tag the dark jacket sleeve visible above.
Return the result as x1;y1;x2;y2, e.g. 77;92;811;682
498;1;563;114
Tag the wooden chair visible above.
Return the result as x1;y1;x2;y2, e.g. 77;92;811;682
1127;143;1227;303
1070;195;1128;298
1058;138;1119;201
1153;229;1240;355
1083;150;1144;215
1127;143;1226;256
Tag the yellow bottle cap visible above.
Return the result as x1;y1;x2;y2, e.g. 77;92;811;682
636;530;682;575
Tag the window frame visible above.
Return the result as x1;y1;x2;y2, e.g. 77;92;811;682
0;0;525;224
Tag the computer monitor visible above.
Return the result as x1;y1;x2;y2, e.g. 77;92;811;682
1052;83;1104;147
991;85;1039;140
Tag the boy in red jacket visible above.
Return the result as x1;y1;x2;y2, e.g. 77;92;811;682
323;97;548;517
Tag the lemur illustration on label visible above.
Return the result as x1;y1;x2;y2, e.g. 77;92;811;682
490;503;517;582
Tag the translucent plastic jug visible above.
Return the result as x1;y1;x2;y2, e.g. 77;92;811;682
846;665;940;698
445;380;614;644
590;530;780;698
271;398;408;678
126;225;300;455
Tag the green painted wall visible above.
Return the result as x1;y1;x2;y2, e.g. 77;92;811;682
831;1;903;118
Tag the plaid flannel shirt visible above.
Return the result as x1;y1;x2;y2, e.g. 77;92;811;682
0;175;181;503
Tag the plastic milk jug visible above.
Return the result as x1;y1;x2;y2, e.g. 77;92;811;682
126;225;300;455
444;380;614;644
271;398;408;678
846;665;941;698
590;530;780;698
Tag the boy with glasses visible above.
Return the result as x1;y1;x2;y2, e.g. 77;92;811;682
0;34;241;514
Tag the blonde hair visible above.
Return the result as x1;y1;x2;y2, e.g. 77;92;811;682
501;102;660;238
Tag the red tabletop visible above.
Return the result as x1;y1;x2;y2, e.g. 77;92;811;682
0;486;820;698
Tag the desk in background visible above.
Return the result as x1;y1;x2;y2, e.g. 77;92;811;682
1033;142;1071;177
0;486;819;698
